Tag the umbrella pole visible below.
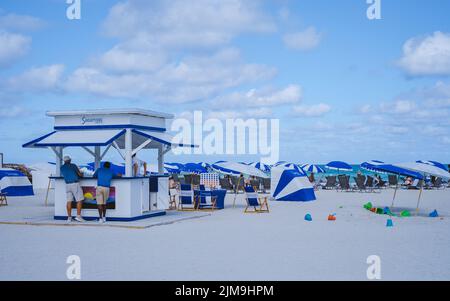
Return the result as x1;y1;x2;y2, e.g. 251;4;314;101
415;181;424;216
390;175;399;208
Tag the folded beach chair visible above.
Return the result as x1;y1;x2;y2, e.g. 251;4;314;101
0;192;7;206
178;184;197;211
323;176;337;190
244;186;269;213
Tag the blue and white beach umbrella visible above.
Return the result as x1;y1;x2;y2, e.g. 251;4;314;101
248;162;271;173
416;160;448;172
182;163;208;174
300;164;325;174
325;161;353;172
211;161;269;178
273;162;304;173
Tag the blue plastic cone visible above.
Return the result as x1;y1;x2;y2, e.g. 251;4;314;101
304;214;312;221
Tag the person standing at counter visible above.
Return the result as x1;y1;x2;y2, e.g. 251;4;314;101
93;162;115;223
132;153;147;176
60;155;85;223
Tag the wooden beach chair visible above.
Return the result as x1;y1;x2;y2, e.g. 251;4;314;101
0;192;7;206
178;184;197;211
244;186;269;213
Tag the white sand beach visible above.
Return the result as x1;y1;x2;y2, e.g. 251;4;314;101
0;188;449;281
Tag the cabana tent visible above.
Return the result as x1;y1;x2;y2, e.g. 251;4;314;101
0;168;34;196
271;166;316;202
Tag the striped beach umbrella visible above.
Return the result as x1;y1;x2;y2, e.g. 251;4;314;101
248;162;271;173
300;164;325;173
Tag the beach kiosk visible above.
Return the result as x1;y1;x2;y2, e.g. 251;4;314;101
23;109;196;221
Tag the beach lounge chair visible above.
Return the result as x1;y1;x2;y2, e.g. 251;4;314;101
354;176;367;192
178;184;197;211
323;176;336;190
0;192;7;206
407;179;424;190
337;175;352;192
244;186;269;213
232;177;245;194
388;175;398;188
377;178;387;189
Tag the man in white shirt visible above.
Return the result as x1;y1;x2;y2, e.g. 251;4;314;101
132;153;147;176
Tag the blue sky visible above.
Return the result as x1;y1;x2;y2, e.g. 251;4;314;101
0;0;450;165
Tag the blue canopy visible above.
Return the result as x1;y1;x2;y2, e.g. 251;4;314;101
325;161;353;171
271;167;316;202
360;160;424;179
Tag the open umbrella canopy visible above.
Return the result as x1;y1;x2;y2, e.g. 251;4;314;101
416;160;448;172
360;160;424;179
394;162;450;179
163;163;182;174
211;161;269;178
272;162;304;173
300;164;325;173
248;162;271;173
182;163;208;174
325;161;353;172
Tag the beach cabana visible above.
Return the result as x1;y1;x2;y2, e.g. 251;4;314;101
270;166;316;202
0;168;34;196
394;162;450;215
23;109;197;221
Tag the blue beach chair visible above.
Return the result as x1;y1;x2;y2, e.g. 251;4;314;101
244;186;269;213
178;184;197;211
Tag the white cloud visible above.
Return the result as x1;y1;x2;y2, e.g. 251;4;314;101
0;106;31;118
292;103;331;117
0;13;45;31
213;84;302;108
66;48;275;102
283;27;322;51
102;0;276;49
381;99;416;114
8;64;65;92
96;45;167;73
0;30;31;67
398;31;450;76
206;107;273;119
